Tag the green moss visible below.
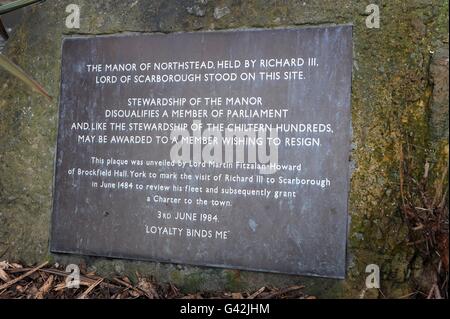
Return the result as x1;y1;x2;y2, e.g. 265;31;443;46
222;269;243;292
182;272;205;293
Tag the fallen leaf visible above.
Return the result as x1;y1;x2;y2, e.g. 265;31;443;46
0;268;10;282
0;261;10;270
137;277;159;299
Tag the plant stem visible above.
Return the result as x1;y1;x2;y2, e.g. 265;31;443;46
0;52;52;101
0;0;43;15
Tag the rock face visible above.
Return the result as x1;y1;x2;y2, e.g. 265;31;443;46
0;0;448;298
430;46;449;140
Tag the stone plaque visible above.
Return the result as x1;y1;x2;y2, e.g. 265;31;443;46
51;25;352;278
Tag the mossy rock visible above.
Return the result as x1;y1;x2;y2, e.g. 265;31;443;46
0;0;448;298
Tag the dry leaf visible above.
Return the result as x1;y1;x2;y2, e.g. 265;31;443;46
137;278;159;299
0;261;10;270
0;268;10;282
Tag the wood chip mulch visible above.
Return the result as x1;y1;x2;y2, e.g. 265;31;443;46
0;260;315;299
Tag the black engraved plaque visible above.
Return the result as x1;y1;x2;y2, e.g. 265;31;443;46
51;25;353;278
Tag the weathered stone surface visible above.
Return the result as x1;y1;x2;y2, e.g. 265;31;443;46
213;5;230;20
0;0;448;297
430;46;449;139
186;0;208;17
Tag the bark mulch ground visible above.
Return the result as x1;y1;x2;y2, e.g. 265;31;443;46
0;260;315;299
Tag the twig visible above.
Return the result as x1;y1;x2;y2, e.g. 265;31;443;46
263;285;305;299
247;286;266;299
0;261;48;290
112;277;149;297
414;207;432;212
426;284;440;299
78;278;103;299
9;267;119;289
35;275;54;299
438;187;448;209
432;163;448;207
398;291;419;299
112;277;134;289
399;142;406;206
